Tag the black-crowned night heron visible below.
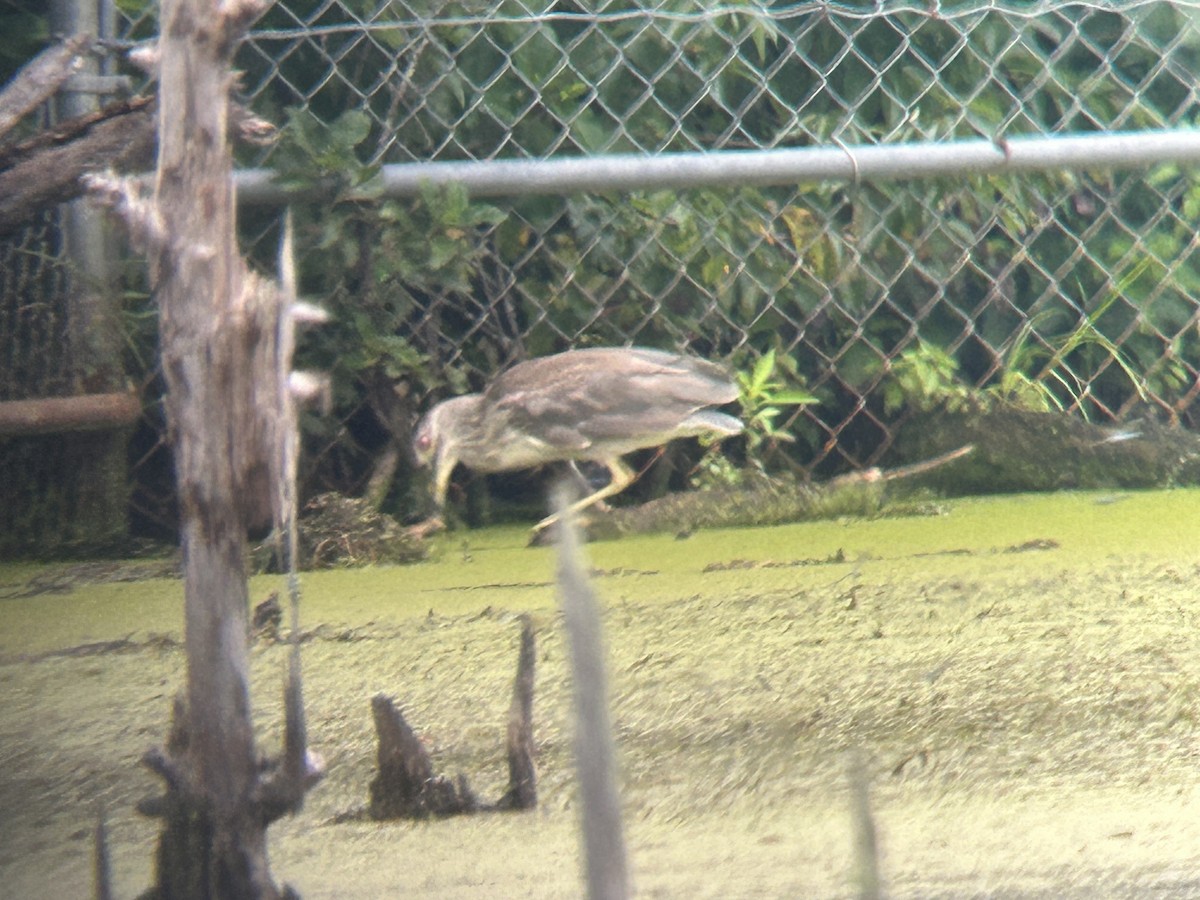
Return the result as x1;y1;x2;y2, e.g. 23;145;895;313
413;347;743;532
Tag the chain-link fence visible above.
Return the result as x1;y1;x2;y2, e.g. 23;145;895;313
13;0;1200;542
0;0;135;553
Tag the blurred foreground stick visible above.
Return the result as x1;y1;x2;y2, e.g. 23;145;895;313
554;483;630;900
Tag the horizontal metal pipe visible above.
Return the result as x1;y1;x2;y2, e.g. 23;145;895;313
0;391;141;437
234;129;1200;204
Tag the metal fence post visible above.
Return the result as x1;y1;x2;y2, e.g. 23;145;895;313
45;0;131;552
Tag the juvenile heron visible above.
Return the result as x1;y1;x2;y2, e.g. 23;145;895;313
413;347;743;532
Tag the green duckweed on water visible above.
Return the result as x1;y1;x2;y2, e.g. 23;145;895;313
1;489;1199;897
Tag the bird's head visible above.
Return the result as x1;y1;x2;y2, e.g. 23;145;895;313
412;407;441;469
412;395;483;507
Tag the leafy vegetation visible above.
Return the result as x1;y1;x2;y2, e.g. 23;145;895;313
0;2;47;86
733;348;818;465
691;347;817;489
9;2;1200;528
238;1;1200;511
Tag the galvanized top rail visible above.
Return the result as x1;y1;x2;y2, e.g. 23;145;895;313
234;129;1200;203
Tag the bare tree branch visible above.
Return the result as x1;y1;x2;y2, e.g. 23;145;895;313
0;97;155;239
0;390;140;438
82;170;164;254
0;34;93;140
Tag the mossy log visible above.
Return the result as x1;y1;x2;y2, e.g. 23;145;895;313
561;462;947;542
895;405;1200;495
568;404;1200;541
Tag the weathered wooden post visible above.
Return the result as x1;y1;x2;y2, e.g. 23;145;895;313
88;0;322;896
154;1;264;884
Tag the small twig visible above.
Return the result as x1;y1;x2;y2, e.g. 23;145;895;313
827;444;975;489
215;0;273;55
141;746;186;796
83;170;166;254
875;443;975;482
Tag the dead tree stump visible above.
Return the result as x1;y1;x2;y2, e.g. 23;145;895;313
498;616;537;810
368;696;479;820
369;617;538;819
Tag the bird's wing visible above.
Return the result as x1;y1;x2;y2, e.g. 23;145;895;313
487;349;739;448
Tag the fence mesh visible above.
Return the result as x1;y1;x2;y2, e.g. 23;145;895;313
53;1;1200;529
226;2;1200;161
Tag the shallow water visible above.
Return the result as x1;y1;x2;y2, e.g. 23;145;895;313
1;489;1199;897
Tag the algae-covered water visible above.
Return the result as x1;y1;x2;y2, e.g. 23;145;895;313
2;490;1200;897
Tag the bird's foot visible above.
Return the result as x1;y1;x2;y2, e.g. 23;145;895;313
406;515;446;541
527;517;556;547
527;512;598;547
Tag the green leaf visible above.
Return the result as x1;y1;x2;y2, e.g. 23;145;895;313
751;349;776;393
427;236;460;271
467;204;508;228
332;109;372;150
768;389;818;406
701;256;729;288
440;181;471;225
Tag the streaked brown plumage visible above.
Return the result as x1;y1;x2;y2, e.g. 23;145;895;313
413;347;743;531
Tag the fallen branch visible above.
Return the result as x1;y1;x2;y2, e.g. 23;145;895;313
0;34;93;141
0;97;155;238
546;445;976;542
1;72;272;239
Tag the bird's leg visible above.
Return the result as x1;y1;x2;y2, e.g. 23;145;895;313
533;457;636;535
566;461;613;513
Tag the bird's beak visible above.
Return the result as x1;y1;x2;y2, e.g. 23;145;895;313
432;445;456;509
